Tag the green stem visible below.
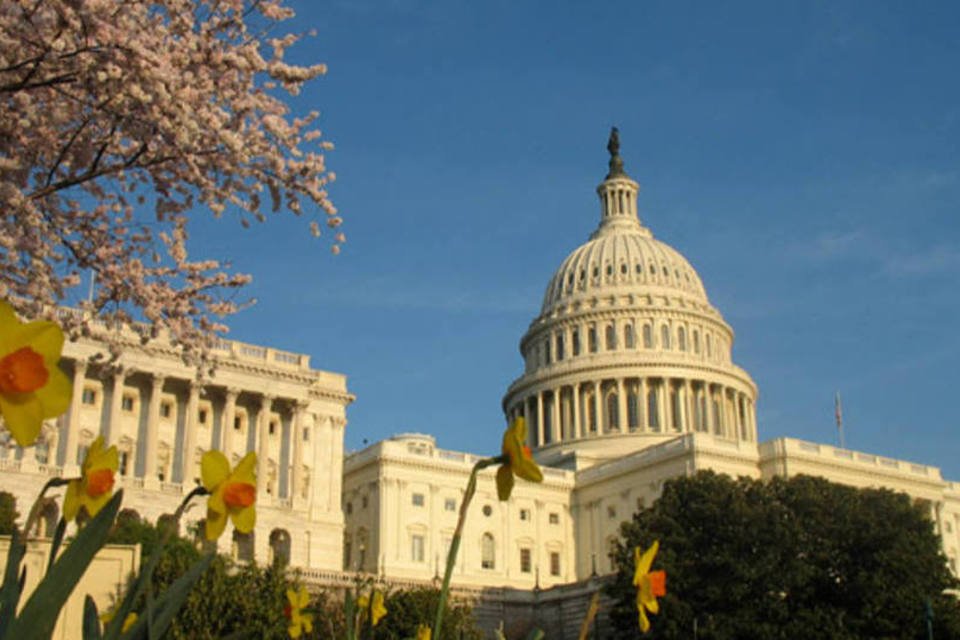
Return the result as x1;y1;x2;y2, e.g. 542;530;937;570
432;454;507;639
22;476;70;537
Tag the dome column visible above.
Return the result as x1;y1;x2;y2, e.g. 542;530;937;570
592;381;601;434
684;380;694;433
617;379;627;432
551;387;561;442
536;391;545;446
639;378;648;432
572;383;581;439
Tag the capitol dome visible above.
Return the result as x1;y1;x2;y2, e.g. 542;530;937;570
503;129;758;469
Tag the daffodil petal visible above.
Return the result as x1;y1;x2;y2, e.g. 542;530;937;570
233;451;257;485
496;464;514;501
63;478;82;522
288;622;302;638
231;504;256;533
205;507;227;541
638;604;650;633
84;485;114;518
637;540;658;575
517;456;543;483
298;586;310;609
34;365;71;417
287;588;298;608
6;320;64;358
0;393;43;447
201;450;231;491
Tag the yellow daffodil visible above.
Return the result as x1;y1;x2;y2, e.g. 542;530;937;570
0;300;71;447
100;608;137;633
63;436;118;521
357;589;387;626
496;417;543;501
416;624;432;640
201;450;256;540
284;586;313;638
633;540;667;633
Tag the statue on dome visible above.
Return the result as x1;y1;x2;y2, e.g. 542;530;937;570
606;126;626;178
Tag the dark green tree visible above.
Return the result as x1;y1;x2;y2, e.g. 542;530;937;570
368;587;483;640
0;491;17;535
608;471;960;640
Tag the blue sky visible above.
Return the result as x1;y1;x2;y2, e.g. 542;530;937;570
189;1;960;477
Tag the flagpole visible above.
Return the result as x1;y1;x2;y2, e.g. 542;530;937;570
835;391;845;449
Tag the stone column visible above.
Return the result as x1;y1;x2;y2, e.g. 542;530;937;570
181;382;200;484
220;388;239;454
106;367;126;444
617;378;627;432
143;374;165;479
656;379;667;432
256;395;273;494
536;391;545;446
640;378;648;432
684;380;694;433
550;388;561;442
572;383;581;439
592;380;601;433
64;360;87;469
290;401;307;501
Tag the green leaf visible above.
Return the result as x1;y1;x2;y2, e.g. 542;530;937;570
6;490;122;640
0;527;26;638
82;595;103;640
123;551;214;640
47;518;67;574
523;629;545;640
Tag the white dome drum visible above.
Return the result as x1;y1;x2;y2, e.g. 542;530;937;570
503;129;758;470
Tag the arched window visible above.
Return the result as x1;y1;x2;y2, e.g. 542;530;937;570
647;388;660;431
572;328;581;356
627;388;640;430
556;333;564;361
624;324;635;349
588;396;597;433
588;325;598;353
543;339;551;365
693;329;700;354
233;530;255;562
606;392;619;430
678;327;686;351
270;529;292;568
642;324;653;349
660;325;671;349
706;334;712;358
481;533;496;569
605;324;616;350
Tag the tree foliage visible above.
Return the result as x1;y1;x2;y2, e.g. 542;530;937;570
0;0;342;367
369;587;483;640
607;471;960;640
0;491;17;535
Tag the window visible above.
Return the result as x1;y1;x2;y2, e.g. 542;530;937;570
121;395;135;412
549;512;560;525
412;493;425;507
605;324;616;350
411;534;425;562
572;328;581;355
555;333;564;361
588;396;597;432
642;324;653;348
607;505;617;520
628;389;640;430
519;508;530;521
160;402;172;418
481;533;495;569
706;334;712;357
588;325;598;353
345;502;353;515
198;409;208;424
234;416;243;431
361;495;368;509
661;325;671;349
482;504;493;517
520;548;532;573
303;427;309;442
543;339;551;365
624;324;635;349
693;330;701;354
268;421;277;436
444;498;457;512
648;389;660;431
81;388;97;405
678;326;686;351
119;451;129;476
550;552;561;576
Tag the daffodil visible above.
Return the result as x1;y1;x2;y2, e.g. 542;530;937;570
201;450;256;540
0;300;71;447
496;417;543;501
63;436;118;521
416;624;432;640
357;588;387;626
633;540;666;633
100;609;137;633
284;586;313;638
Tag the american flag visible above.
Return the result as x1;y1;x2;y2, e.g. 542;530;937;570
835;391;845;448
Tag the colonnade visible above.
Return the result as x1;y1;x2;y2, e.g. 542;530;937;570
507;376;755;447
54;360;331;501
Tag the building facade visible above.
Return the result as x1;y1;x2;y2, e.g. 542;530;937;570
0;317;353;570
342;131;960;587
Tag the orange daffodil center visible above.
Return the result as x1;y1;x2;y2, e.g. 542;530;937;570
201;449;257;541
496;417;543;501
0;301;72;447
633;540;667;633
285;586;313;638
63;436;119;522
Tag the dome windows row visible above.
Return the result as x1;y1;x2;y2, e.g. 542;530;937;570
550;259;700;304
526;318;729;371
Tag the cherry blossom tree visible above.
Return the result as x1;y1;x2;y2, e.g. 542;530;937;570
0;0;342;369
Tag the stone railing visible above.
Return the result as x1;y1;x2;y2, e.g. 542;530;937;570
761;438;943;481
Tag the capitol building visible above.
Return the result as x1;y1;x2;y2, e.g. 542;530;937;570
1;132;958;610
